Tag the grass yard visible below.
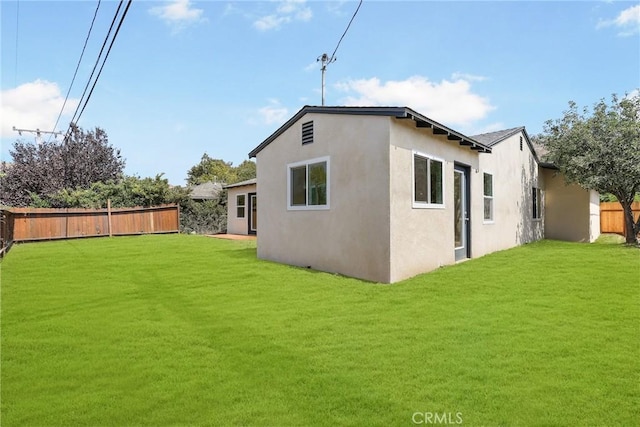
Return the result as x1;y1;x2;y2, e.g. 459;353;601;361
1;235;638;426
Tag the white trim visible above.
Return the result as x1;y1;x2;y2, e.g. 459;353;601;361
287;156;330;211
482;171;494;223
412;150;445;209
236;194;246;218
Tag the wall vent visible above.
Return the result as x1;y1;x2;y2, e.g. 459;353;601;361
520;136;523;151
302;121;314;145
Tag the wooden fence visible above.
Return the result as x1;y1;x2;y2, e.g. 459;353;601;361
600;201;640;236
0;204;179;255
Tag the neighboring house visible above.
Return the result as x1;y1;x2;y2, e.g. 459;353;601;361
248;106;599;283
189;181;223;201
224;178;257;235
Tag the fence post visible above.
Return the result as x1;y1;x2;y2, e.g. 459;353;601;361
107;199;113;237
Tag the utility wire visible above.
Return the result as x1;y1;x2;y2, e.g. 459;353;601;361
328;0;363;63
48;0;102;143
75;0;132;126
66;0;125;133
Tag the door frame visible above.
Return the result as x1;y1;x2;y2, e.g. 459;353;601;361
248;192;257;235
454;163;471;261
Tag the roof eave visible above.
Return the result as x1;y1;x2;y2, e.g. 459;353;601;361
248;105;491;157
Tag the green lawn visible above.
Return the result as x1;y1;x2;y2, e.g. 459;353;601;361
1;235;638;426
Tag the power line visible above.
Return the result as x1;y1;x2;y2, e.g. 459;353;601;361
328;0;363;64
48;0;102;143
66;0;131;136
67;0;123;128
317;0;363;105
74;0;132;126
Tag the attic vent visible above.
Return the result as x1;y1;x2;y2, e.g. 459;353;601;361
302;121;314;145
520;136;523;151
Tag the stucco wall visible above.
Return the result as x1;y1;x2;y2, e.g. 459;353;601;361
388;119;480;282
542;169;599;242
256;113;392;282
474;132;545;257
226;184;256;235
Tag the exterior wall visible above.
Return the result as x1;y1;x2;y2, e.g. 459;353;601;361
542;169;600;242
226;184;256;235
256;113;392;282
473;132;545;257
388;120;480;282
387;125;544;282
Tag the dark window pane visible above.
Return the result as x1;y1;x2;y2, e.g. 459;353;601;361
414;155;428;203
291;166;307;206
308;162;327;205
483;173;493;196
430;159;443;204
484;197;492;221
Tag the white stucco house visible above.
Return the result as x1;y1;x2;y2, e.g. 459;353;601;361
247;106;599;283
224;178;257;235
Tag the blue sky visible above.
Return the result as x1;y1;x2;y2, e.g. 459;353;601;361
1;0;639;185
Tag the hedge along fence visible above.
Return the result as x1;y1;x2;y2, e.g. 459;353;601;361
600;201;640;236
0;204;179;255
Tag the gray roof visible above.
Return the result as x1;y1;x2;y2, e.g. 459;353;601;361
189;181;223;200
248;105;492;158
470;127;524;147
223;178;257;189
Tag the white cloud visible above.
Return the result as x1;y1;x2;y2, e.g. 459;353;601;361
254;0;312;31
451;72;487;82
258;99;289;125
0;80;78;138
149;0;206;33
597;4;640;36
335;75;495;127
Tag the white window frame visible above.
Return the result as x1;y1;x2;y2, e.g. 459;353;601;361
236;194;246;218
483;172;494;223
412;150;445;209
287;156;330;211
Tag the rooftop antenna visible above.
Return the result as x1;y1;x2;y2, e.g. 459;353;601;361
316;0;363;106
317;53;335;106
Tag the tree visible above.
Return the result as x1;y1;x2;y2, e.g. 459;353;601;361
539;93;640;243
186;153;256;185
0;124;125;207
234;160;257;183
186;154;235;185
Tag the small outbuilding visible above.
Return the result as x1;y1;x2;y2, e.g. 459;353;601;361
224;178;257;235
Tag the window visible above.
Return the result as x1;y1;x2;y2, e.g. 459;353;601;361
483;173;494;222
520;136;523;151
287;156;330;210
532;187;542;219
236;194;246;218
302;121;314;145
413;152;444;208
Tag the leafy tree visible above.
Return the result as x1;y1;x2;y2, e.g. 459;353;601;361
0;124;125;207
234;160;257;183
186;153;256;185
186;154;235;185
43;175;176;209
539;93;640;243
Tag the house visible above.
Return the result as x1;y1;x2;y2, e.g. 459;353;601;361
248;106;599;283
224;178;257;235
189;181;223;201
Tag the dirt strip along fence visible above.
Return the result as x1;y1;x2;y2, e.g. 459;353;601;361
0;204;179;257
600;201;640;236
